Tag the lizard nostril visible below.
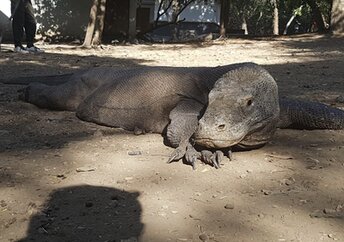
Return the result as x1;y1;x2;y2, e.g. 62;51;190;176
218;124;226;130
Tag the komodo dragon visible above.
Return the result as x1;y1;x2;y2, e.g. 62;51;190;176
20;63;344;169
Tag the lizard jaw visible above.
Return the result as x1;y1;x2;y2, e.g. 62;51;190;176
194;136;244;149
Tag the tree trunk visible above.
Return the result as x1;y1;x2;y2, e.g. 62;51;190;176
272;0;279;35
92;0;107;45
128;0;137;41
171;0;180;23
305;0;326;32
82;0;99;48
220;0;229;37
331;0;344;34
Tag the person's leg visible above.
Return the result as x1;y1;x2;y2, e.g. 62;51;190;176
24;0;36;48
11;0;25;48
24;0;44;53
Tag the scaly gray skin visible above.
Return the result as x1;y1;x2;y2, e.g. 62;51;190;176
21;63;344;169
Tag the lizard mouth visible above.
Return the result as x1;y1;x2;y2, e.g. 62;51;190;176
194;136;244;148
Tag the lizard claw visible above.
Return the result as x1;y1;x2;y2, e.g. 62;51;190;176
184;146;200;170
215;150;224;168
226;149;233;161
167;147;186;163
201;150;224;169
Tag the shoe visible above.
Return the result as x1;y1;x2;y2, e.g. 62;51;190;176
26;46;45;53
14;46;29;54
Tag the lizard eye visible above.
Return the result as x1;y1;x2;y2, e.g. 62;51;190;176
246;99;253;107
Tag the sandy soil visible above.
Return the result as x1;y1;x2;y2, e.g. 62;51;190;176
0;34;343;242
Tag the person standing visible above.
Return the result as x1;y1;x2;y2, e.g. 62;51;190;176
11;0;44;53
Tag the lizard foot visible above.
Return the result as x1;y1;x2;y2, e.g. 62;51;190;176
200;150;224;169
167;146;186;164
167;142;201;170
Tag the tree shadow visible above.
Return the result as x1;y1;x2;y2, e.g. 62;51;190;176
17;185;143;242
0;47;151;80
277;34;344;52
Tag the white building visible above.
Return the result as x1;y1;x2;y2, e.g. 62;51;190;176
0;0;220;41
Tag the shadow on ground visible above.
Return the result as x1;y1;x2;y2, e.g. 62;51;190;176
17;185;143;242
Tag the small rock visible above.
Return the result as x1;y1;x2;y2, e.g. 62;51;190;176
128;151;142;156
224;203;234;209
76;167;96;172
261;189;271;195
56;174;66;179
199;233;209;241
189;214;201;220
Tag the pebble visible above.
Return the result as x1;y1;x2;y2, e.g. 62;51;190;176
56;174;67;179
199;233;209;241
261;189;271;195
224;203;234;209
76;167;96;172
128;151;142;156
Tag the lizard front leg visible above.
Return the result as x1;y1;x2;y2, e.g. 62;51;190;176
166;99;204;168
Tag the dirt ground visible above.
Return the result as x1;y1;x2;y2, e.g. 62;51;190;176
0;34;343;242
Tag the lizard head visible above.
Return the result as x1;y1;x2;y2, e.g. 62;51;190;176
194;63;280;149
